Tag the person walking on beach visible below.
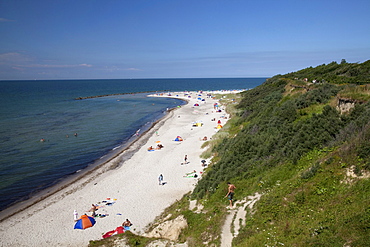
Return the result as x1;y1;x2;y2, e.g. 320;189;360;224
225;182;236;208
158;174;163;185
184;155;188;164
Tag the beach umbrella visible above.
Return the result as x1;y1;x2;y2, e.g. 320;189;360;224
74;214;96;230
174;136;183;141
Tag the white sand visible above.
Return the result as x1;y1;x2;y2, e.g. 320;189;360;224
0;91;236;247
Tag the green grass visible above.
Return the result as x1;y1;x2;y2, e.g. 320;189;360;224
297;103;326;119
88;231;154;247
88;62;370;247
338;84;370;102
231;148;370;247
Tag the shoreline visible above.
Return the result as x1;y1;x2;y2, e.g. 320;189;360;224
0;98;186;223
0;90;237;246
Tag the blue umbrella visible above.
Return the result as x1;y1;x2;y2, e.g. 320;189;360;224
74;215;96;230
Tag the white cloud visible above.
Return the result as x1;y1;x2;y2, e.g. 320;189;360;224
0;18;14;22
79;63;92;67
16;63;93;68
0;52;31;63
0;52;93;69
101;66;141;72
11;66;24;71
125;68;140;71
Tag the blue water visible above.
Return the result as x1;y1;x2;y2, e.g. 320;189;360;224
0;78;266;210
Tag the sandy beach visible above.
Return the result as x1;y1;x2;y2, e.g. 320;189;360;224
0;90;236;247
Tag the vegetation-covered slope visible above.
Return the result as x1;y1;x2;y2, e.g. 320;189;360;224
89;60;370;247
191;60;370;246
194;77;369;197
284;59;370;85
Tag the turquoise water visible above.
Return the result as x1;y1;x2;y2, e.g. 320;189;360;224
0;78;266;210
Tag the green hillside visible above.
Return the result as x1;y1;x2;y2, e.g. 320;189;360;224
285;59;370;85
89;60;370;247
192;60;370;246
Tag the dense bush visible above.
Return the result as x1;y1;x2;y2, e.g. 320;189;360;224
90;61;370;247
194;61;370;198
190;61;370;246
286;60;370;85
294;84;341;109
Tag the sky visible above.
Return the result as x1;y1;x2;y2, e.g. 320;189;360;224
0;0;369;80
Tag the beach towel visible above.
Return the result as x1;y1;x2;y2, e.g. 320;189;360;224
184;174;198;178
102;226;125;238
102;230;116;238
185;170;196;175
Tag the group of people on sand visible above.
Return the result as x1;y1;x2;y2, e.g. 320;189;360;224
148;144;164;151
211;117;226;123
77;204;133;231
73;203;99;222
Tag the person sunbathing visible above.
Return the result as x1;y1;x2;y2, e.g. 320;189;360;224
122;219;132;227
148;146;154;151
88;204;98;216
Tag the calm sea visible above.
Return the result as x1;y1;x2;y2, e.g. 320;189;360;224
0;78;266;211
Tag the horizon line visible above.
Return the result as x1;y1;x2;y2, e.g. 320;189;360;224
0;76;270;81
